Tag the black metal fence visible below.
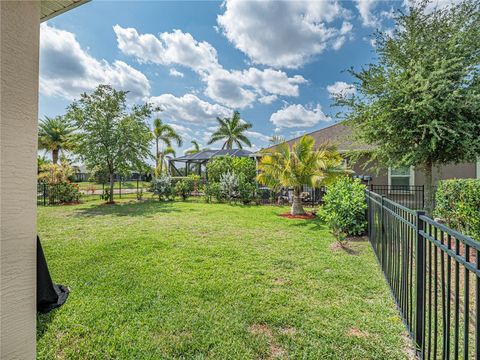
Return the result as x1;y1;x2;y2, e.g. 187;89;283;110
257;186;326;206
366;189;480;359
369;184;425;210
37;180;149;205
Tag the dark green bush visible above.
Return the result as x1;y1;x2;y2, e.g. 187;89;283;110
206;156;256;183
204;182;223;203
434;179;480;241
322;177;367;243
238;175;256;204
175;178;194;201
52;183;80;204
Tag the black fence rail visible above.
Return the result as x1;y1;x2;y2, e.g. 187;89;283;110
257;186;326;206
366;190;480;359
369;184;425;210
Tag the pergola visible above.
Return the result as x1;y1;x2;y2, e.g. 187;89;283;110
169;149;253;178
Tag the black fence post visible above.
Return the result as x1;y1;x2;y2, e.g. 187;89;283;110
380;195;384;266
119;178;122;199
43;183;47;206
415;210;426;355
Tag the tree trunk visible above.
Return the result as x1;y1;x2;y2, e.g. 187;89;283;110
291;188;305;215
423;160;434;215
52;149;59;165
109;172;115;203
155;138;159;169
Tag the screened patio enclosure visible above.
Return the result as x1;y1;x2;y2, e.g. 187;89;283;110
168;149;253;177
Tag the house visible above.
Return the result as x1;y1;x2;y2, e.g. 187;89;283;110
1;1;90;358
262;121;479;188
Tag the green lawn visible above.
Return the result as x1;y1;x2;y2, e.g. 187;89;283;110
37;197;410;359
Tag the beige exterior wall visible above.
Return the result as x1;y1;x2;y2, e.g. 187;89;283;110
348;155;388;185
349;155;477;186
0;2;40;359
414;162;477;186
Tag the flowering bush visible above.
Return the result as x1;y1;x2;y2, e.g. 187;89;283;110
38;161;80;204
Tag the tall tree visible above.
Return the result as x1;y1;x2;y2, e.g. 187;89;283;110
257;135;345;215
152;118;182;173
38;115;75;164
337;0;480;212
67;85;155;203
208;111;252;149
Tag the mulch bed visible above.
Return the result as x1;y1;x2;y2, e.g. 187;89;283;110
279;212;316;220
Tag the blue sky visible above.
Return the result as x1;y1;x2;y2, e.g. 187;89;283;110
39;0;406;154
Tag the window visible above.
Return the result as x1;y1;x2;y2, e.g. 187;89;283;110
388;166;414;191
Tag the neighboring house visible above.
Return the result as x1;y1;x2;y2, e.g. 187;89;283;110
262;121;479;188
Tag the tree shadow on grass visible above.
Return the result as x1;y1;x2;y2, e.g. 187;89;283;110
287;216;327;231
73;199;181;218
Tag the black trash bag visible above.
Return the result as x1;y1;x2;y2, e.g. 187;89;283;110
37;236;69;313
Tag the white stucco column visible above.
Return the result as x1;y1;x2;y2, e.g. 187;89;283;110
0;1;40;359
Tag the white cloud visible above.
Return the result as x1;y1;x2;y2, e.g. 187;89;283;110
113;25;219;74
245;130;271;143
355;0;380;27
114;25;307;109
270;104;330;129
203;68;257;109
169;68;184;78
259;95;278;104
217;0;352;69
326;81;356;97
40;23;150;100
149;93;232;124
203;67;305;108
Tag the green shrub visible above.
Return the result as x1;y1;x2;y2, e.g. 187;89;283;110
434;179;480;241
323;177;367;244
175;178;194;201
238;176;256;204
204;182;223;203
51;183;80;204
207;156;256;184
150;175;173;201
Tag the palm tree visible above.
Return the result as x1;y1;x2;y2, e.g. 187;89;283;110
155;146;176;176
207;111;252;149
257;135;345;215
38;116;75;164
152;118;182;173
184;140;201;155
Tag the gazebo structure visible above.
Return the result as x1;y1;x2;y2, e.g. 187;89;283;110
169;149;253;178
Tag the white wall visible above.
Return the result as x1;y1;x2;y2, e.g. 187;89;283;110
0;1;40;358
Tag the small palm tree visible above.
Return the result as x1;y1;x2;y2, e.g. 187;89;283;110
155;146;176;176
257;135;345;215
184;140;201;155
207;111;252;149
38;116;75;164
152;118;182;173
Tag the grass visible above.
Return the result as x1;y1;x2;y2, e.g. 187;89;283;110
37;197;410;359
